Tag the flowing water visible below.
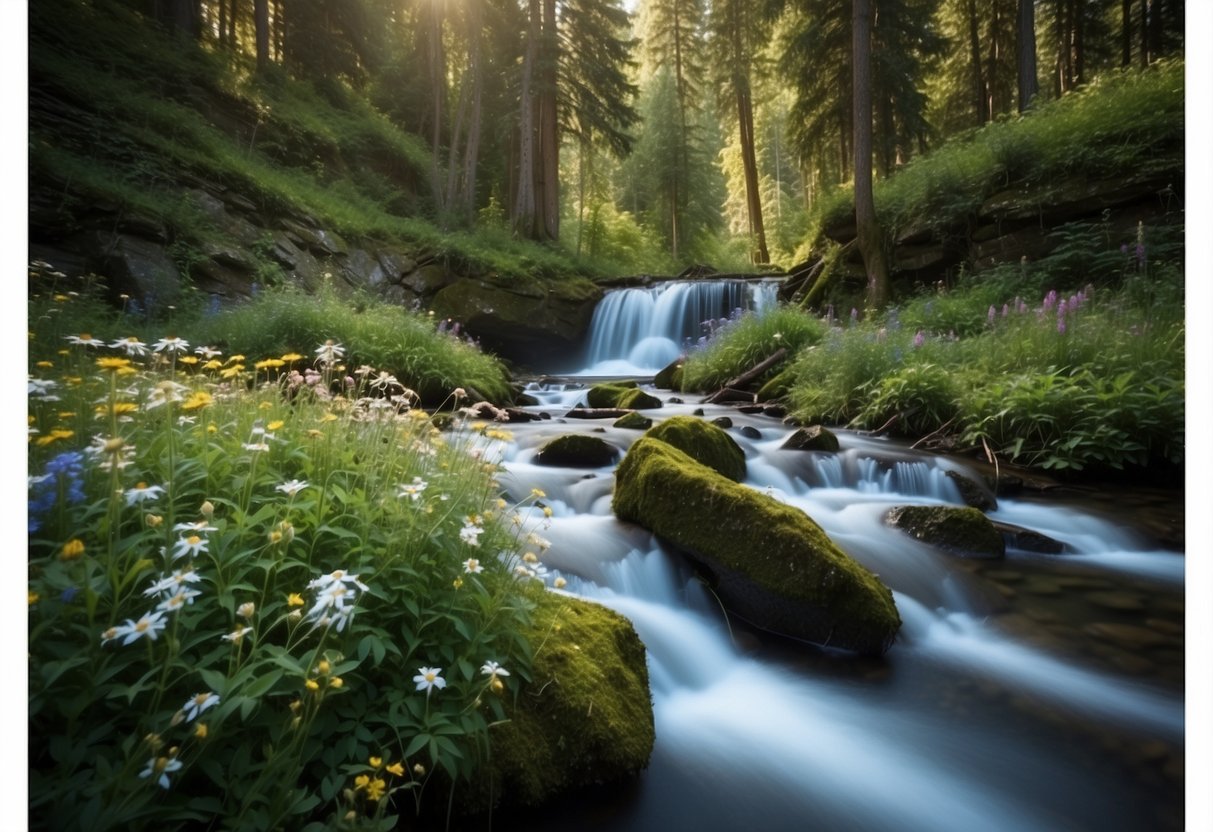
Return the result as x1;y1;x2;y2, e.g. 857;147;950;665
477;290;1184;830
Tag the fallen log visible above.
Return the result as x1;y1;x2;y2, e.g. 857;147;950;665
703;347;787;404
563;407;633;419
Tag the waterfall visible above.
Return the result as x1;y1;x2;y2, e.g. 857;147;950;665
580;280;780;374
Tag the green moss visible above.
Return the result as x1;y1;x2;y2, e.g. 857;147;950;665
587;382;662;410
483;592;655;809
653;358;684;390
885;505;1005;559
535;434;619;468
644;416;746;481
756;366;797;402
613;438;900;655
613;412;654;430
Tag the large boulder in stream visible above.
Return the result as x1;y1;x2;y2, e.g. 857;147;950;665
535;434;619;468
613;437;901;655
781;425;840;453
587;381;663;410
885;505;1006;559
645;416;746;481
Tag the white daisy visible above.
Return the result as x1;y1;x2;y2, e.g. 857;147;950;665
180;691;220;722
413;667;446;695
124;483;166;506
275;479;309;497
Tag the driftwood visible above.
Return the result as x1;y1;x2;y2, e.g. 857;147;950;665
703;388;757;405
703;347;788;404
563;407;632;419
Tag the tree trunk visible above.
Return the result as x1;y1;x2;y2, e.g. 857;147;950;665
1141;0;1150;65
1148;0;1163;62
966;0;986;125
537;0;560;241
460;4;484;223
1074;0;1085;85
1016;0;1038;111
426;2;447;210
218;0;228;47
512;0;540;238
255;0;270;71
986;2;1002;117
853;0;890;311
272;0;284;62
227;0;236;46
737;84;769;264
1122;0;1133;66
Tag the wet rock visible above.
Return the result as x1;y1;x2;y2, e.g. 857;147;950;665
738;405;765;414
945;470;997;511
693;408;705;416
534;434;619;468
711;416;733;429
613;437;901;656
886;506;1005;559
586;382;662;411
782;425;840;453
644;416;746;481
1085;591;1146;612
654;357;684;390
613;411;653;430
739;426;762;439
763;404;787;418
991;521;1066;554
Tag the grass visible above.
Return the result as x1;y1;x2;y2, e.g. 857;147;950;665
27;261;562;830
29;0;591;283
802;58;1184;250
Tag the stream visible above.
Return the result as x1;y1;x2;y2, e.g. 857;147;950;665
484;282;1185;831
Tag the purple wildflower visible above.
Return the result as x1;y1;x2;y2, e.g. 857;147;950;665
913;330;925;348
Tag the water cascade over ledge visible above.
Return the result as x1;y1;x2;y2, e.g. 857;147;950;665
579;279;780;374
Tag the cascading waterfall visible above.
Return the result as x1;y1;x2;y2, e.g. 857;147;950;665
489;396;1183;832
580;279;779;374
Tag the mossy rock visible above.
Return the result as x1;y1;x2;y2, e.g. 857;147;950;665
644;416;746;482
756;365;797;402
654;357;684;390
481;592;655;810
613;411;653;430
535;434;619;468
613;437;901;655
885;505;1006;559
587;382;662;410
781;425;840;453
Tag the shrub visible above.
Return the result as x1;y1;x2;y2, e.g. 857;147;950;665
679;305;826;393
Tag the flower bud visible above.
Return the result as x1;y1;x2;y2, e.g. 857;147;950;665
238;602;255;620
200;500;215;519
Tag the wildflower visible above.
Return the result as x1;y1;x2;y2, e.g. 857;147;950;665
912;330;926;348
413;667;446;695
220;364;246;379
200;500;215;520
255;358;285;371
354;774;370;791
59;539;85;561
238;602;256;619
314;340;345;365
181;692;221;722
287;592;305;608
145;514;163;528
413;763;426;777
480;661;510;679
281;352;304;362
180;391;213;412
171;535;209;560
462;558;483;574
276;479;309;497
530;488;546;499
397;478;428;501
365;778;386;801
65;333;105;347
144;568;201;597
109;610;168;645
554;577;567;589
452;577;463;590
28;378;59;398
152;336;190;354
156;588;201;613
125;482;165;506
139;755;183;789
988;305;996;325
267;420;285;431
222;624;251;644
307;569;370;594
173;519;217;534
243;441;270;452
459;520;483;547
35;429;75;447
110;336;149;356
386;762;405;777
330;676;344;688
194;723;208;740
95;356;133;373
28;590;40;606
306;679;320;691
194;345;222;359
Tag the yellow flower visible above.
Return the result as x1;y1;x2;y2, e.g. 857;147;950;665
220;364;245;379
316;659;330;675
53;293;69;302
145;514;163;528
226;354;246;364
268;530;283;545
267;420;284;431
531;488;546;499
35;361;53;369
287;593;304;607
60;538;85;561
181;391;213;412
259;401;273;410
330;676;344;689
35;429;74;447
354;774;370;791
305;679;320;691
365;778;386;801
452;577;463;590
95;357;132;372
319;413;338;423
255;359;285;370
281;352;304;362
306;429;324;439
194;723;208;740
386;762;404;777
202;359;223;370
178;356;199;365
28;590;39;606
369;756;382;769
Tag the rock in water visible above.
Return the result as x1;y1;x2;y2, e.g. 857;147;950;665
586;381;663;410
535;434;619;468
613;437;901;655
781;425;840;452
886;505;1006;559
644;415;746;481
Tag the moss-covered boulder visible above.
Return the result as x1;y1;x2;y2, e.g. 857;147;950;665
613;437;901;655
613;411;653;430
781;425;840;452
644;416;746;481
945;470;998;511
482;592;655;810
535;434;619;468
587;382;663;410
885;505;1006;559
654;357;684;390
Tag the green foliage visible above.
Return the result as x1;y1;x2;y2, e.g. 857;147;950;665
679;305;827;393
28;265;561;830
194;284;513;405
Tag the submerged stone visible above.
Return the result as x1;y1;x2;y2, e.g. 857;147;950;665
535;434;619;468
886;505;1006;559
644;415;746;481
613;437;901;655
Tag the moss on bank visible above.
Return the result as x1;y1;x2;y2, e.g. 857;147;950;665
613;437;901;655
480;592;655;810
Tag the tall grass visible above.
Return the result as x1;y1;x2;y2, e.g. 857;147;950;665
678;306;827;393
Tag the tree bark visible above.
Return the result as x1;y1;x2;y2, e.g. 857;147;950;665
537;0;560;241
966;0;986;125
255;0;270;72
512;0;540;238
1016;0;1038;111
738;84;769;264
1122;0;1133;66
853;0;890;311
